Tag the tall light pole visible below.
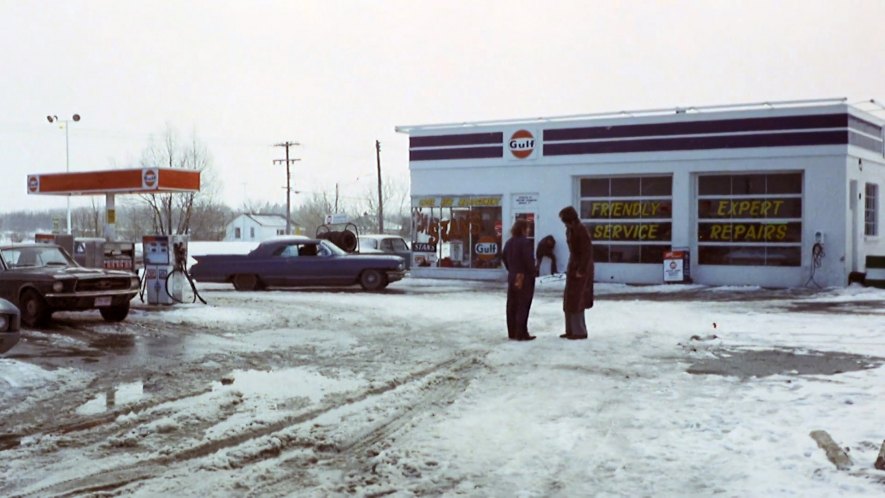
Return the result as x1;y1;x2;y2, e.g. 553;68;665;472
47;113;81;234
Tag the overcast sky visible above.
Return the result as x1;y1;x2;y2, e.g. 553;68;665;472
2;0;884;216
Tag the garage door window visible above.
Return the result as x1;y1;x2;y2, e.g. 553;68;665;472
697;172;802;266
579;175;673;263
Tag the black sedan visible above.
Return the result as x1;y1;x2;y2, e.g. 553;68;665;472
0;243;141;327
0;298;21;354
190;238;406;291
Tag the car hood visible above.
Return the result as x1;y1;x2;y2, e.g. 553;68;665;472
10;266;134;278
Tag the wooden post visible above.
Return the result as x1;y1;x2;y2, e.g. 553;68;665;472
810;430;853;470
875;440;885;471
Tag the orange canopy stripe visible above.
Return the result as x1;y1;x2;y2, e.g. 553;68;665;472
27;168;200;195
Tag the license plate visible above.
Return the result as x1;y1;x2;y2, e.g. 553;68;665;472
95;296;112;307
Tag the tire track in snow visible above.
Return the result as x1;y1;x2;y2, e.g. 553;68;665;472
244;353;487;497
12;354;483;498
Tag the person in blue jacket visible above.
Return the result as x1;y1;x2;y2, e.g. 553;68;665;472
502;218;536;341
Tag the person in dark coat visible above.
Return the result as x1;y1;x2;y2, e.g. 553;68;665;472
535;234;558;275
558;206;594;340
502;219;536;341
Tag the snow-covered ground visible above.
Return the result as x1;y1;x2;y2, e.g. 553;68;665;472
0;278;883;497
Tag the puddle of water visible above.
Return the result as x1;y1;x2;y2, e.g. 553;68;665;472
215;367;365;403
75;381;146;415
687;348;884;378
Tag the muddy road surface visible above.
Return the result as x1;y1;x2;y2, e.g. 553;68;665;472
1;281;883;497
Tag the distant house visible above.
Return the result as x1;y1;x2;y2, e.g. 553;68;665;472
225;213;298;242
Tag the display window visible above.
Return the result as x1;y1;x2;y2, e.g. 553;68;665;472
411;196;503;269
697;172;802;266
579;175;673;263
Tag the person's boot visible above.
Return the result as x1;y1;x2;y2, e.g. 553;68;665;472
567;312;588;339
560;312;572;338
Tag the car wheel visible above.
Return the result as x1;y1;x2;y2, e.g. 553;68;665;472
359;270;386;291
20;289;51;327
100;301;130;322
233;274;259;291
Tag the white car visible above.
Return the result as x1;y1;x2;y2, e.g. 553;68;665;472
358;235;411;269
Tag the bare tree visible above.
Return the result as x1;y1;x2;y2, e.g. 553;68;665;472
138;125;220;236
293;190;338;237
360;175;410;235
115;200;156;241
71;200;102;237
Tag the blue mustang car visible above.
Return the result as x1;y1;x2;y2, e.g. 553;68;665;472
190;237;406;292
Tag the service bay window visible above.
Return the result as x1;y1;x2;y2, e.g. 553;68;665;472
580;176;673;264
411;196;503;269
697;172;803;266
865;183;879;236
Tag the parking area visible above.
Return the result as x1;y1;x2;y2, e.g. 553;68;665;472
1;279;884;496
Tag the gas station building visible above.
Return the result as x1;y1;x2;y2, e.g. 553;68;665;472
397;98;885;288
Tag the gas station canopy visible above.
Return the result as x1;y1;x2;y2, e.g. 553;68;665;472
26;167;201;241
27;167;200;196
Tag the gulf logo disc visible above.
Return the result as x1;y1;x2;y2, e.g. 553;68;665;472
509;129;535;159
143;168;158;188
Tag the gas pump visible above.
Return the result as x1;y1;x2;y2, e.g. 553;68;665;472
142;235;187;305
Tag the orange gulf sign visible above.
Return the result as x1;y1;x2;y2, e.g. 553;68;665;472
27;168;200;195
509;129;535;159
475;235;499;260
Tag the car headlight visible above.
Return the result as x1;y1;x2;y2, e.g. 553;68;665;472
0;315;8;331
52;281;64;292
398;263;404;271
131;276;141;288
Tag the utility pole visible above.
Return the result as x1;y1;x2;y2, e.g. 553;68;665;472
273;141;300;235
376;140;384;234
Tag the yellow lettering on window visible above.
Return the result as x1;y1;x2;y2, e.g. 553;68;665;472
749;201;761;217
776;224;787;240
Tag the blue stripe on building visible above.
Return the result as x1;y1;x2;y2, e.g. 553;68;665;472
543;113;848;142
408;113;881;161
410;146;503;161
410;132;502;148
543;131;847;156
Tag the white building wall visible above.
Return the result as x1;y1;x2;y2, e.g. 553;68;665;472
224;215;285;242
848;152;885;272
404;101;885;287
